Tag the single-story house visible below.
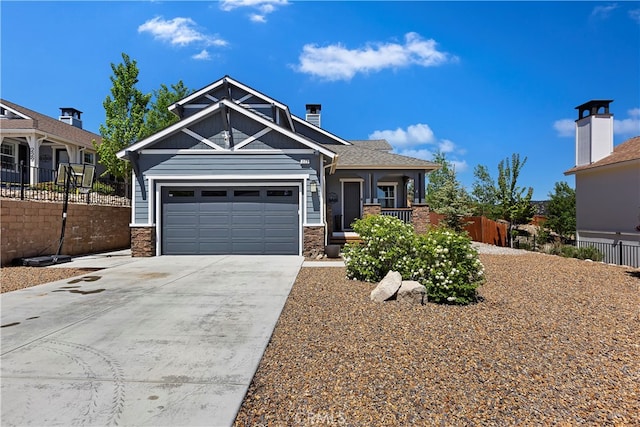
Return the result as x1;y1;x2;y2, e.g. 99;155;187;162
0;100;103;185
117;76;439;257
564;99;640;267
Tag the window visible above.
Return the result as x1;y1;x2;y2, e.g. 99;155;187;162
1;142;17;170
377;184;396;208
202;190;227;197
267;189;293;197
234;190;260;197
168;190;194;198
83;152;95;165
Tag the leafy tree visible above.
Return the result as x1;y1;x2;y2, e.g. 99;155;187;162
142;81;192;138
426;152;473;232
96;53;151;182
471;164;499;219
495;153;534;245
545;181;576;242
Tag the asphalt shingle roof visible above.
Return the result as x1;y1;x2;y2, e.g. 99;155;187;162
564;135;640;174
0;99;102;149
324;140;439;170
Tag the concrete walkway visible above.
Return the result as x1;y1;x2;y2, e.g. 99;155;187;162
1;255;303;427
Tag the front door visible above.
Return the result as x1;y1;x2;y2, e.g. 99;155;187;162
342;181;361;230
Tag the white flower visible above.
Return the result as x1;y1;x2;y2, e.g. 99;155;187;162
447;296;456;302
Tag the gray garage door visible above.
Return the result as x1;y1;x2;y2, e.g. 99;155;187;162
162;186;299;255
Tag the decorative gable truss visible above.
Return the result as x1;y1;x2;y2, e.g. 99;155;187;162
120;98;337;158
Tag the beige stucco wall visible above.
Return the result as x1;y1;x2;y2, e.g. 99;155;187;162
574;161;640;241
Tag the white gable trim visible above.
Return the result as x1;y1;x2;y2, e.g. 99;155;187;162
291;115;352;146
0;103;32;120
118;99;337;159
233;127;272;150
181;128;225;150
118;102;222;157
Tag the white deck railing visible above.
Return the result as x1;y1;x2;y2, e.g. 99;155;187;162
381;208;413;224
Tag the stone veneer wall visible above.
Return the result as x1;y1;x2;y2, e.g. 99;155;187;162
303;225;325;258
131;226;156;257
1;199;130;266
412;204;431;235
363;203;382;217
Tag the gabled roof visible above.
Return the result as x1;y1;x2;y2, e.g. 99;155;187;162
326;140;439;170
0;99;101;149
170;76;352;147
117;98;337;159
565;135;640;175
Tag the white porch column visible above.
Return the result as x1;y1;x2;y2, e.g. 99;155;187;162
63;143;80;164
26;135;44;185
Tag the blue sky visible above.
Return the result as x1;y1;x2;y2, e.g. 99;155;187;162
2;1;639;200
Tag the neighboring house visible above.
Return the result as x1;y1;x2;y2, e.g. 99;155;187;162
117;75;438;257
564;99;640;267
0;100;103;186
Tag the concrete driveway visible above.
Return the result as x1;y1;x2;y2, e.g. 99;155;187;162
1;255;303;427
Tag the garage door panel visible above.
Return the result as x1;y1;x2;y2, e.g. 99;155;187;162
163;186;299;255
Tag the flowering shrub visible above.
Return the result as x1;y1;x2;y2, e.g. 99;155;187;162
343;215;485;305
398;228;484;304
343;215;416;282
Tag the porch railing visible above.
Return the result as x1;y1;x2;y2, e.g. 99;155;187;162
0;162;130;207
381;208;413;224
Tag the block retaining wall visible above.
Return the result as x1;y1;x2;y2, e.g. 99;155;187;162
1;199;131;266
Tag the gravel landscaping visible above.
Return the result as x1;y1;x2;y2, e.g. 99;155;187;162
2;249;639;425
1;266;99;293
234;252;640;426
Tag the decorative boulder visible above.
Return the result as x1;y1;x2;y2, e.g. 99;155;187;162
397;280;426;305
370;271;402;302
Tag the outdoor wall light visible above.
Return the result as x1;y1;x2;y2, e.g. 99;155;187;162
310;182;318;193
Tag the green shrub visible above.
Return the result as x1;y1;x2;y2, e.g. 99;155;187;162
343;216;485;305
560;245;578;258
92;181;116;195
343;215;416;282
576;245;603;261
545;243;603;262
397;228;484;305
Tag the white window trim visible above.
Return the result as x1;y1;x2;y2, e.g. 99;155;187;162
0;140;18;171
377;182;398;209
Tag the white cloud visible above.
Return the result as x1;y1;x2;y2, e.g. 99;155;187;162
220;0;288;22
438;139;456;153
192;49;211;60
296;32;457;81
614;108;640;135
591;3;619;19
369;123;435;148
451;160;469;173
553;119;575;137
370;123;467;171
554;108;640;137
395;148;436;161
249;13;267;23
630;9;640;23
138;17;227;47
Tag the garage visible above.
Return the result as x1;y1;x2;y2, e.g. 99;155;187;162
161;186;300;255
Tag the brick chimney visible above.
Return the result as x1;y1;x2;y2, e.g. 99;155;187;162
574;100;613;167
